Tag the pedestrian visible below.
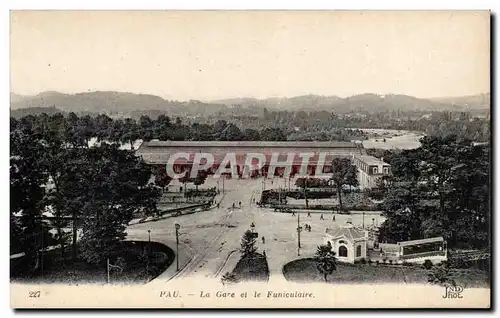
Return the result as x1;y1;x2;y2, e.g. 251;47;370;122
217;202;220;209
239;201;241;208
262;236;265;244
232;202;235;209
308;212;311;217
320;214;324;220
332;215;336;221
308;225;312;232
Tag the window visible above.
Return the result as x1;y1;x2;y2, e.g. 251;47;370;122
339;246;348;257
372;167;378;174
338;240;347;244
356;245;362;257
383;167;389;174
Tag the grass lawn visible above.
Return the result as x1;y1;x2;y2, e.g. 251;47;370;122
231;253;269;282
10;241;175;285
283;258;489;288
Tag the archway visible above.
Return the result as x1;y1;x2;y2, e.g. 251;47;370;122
338;245;348;257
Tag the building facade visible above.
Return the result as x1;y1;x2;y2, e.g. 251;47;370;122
324;223;369;263
351;155;391;189
136;140;366;178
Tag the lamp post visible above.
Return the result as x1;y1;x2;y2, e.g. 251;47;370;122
147;229;151;275
297;212;302;256
148;229;152;252
175;223;180;271
40;222;44;280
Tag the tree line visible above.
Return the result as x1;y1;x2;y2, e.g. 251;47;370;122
374;135;490;250
10;115;160;274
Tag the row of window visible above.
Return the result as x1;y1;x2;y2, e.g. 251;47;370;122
335;242;363;258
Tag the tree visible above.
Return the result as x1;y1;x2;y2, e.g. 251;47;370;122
138;115;154;141
76;144;161;266
120;118;140;150
240;230;257;257
427;262;456;288
179;174;193;193
153;166;172;189
10;128;51;272
260;127;287;141
331;158;358;211
217;123;243;141
243;128;260;141
193;170;208;191
314;243;337;282
378;136;490;250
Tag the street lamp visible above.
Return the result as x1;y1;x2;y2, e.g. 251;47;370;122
175;223;181;271
297;211;302;256
297;227;302;256
147;229;151;275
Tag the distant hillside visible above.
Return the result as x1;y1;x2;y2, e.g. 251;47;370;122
429;93;490;109
10;106;67;118
10;91;231;117
214;93;489;112
11;91;490;118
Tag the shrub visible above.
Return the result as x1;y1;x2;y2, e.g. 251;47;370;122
368;259;373;265
389;260;393;265
375;260;380;266
360;258;367;264
402;261;413;267
423;259;433;270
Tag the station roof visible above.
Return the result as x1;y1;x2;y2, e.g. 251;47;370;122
136;140;366;165
144;140;360;149
353;155;390;166
325;224;367;241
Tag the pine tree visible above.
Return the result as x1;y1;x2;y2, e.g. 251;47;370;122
314;243;337;282
240;230;257;257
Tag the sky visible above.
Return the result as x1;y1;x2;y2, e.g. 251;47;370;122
10;11;490;101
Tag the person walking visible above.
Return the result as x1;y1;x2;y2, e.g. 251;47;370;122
262;236;265;244
320;214;324;220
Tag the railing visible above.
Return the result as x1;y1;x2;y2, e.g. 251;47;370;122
400;250;446;260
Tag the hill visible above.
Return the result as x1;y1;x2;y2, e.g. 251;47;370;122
429;93;490;109
215;93;487;112
11;91;490;117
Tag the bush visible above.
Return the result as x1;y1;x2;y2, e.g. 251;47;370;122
360;258;367;264
368;259;373;265
375;260;380;266
389;260;393;265
402;261;413;267
423;259;433;270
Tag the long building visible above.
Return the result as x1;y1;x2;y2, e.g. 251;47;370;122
136;140;366;177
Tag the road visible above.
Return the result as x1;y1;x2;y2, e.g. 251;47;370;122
126;177;385;284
